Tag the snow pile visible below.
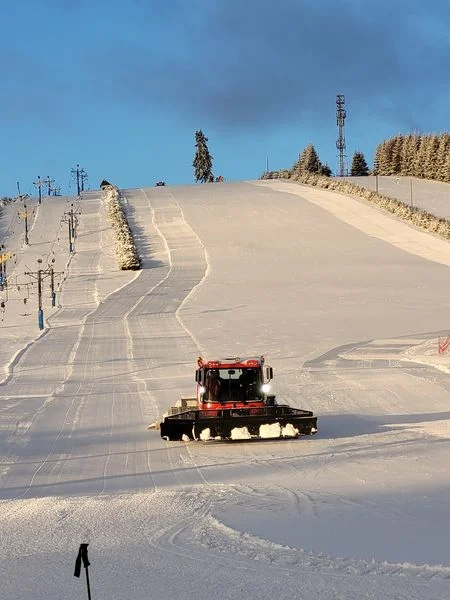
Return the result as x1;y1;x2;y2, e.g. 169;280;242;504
281;423;299;437
199;427;211;441
102;183;141;270
262;171;450;241
259;422;281;438
230;426;251;440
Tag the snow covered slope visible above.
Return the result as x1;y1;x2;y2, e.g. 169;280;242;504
1;181;450;599
340;174;450;219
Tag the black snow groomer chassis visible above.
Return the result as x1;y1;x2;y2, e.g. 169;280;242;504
161;405;317;441
159;356;318;441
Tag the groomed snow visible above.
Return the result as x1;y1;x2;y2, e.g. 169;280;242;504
1;181;450;599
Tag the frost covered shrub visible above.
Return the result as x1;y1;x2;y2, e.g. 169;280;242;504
261;170;290;180
102;184;141;270
261;171;450;241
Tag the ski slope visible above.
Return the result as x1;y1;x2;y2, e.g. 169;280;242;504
1;180;450;599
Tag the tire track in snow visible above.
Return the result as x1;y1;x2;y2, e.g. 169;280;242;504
9;320;98;500
189;509;450;582
145;489;252;572
172;195;212;354
144;485;450;582
131;189;212;485
138;187;211;355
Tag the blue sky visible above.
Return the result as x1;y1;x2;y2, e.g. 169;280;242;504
2;0;450;196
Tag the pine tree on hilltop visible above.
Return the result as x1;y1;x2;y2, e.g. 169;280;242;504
350;151;369;176
291;144;330;176
193;130;214;183
299;143;320;174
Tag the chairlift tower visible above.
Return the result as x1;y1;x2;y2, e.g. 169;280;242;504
336;94;348;177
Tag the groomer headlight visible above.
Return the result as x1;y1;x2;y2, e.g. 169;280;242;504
199;386;206;394
261;383;271;394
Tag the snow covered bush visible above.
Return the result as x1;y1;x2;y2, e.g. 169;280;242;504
260;171;450;241
102;184;141;270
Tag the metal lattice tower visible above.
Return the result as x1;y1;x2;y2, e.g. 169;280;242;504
336;94;348;177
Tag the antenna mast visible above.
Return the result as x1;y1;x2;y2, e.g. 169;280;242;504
336;94;348;177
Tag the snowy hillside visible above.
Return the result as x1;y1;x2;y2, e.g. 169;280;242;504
340;175;450;219
1;181;450;599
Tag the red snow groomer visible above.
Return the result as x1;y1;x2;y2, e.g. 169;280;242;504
159;356;318;441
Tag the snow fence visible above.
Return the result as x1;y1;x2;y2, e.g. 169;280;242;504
261;171;450;241
102;184;141;270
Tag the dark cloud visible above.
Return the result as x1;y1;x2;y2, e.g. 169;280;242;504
86;0;450;133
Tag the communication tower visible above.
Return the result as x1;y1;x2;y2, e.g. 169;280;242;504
336;94;348;177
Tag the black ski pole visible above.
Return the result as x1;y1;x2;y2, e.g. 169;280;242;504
74;543;92;600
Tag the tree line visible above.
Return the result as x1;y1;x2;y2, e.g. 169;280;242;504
262;144;369;178
192;132;367;182
272;132;450;182
373;133;450;181
190;129;450;185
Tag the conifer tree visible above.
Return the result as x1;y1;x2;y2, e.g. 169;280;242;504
193;130;214;183
298;144;320;174
407;133;421;176
291;144;330;176
412;135;429;178
391;134;404;174
400;133;414;175
436;133;450;181
424;134;440;180
372;144;381;175
376;140;393;174
441;151;450;183
319;163;332;177
350;151;369;176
